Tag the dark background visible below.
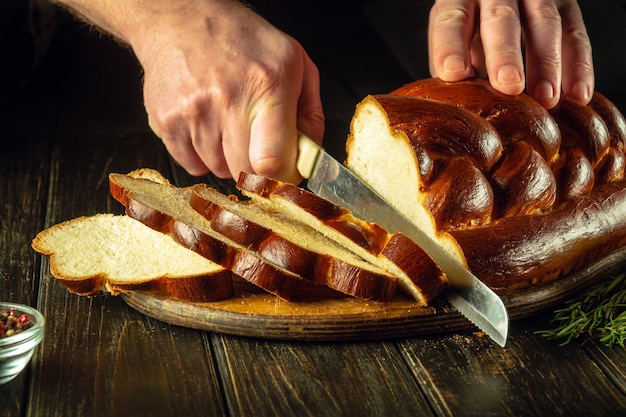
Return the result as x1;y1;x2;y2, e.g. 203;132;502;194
1;0;624;162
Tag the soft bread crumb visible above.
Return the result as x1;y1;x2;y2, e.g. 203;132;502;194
346;96;467;264
32;214;225;283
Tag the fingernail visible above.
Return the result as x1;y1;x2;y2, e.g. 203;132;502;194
534;80;555;102
442;55;468;74
572;81;591;102
496;65;523;84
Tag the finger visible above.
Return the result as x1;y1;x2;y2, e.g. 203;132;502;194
428;0;476;81
521;0;562;109
469;32;487;78
479;0;525;95
218;117;255;180
147;114;211;176
248;48;323;184
295;54;325;146
558;0;594;104
249;102;300;183
192;128;233;179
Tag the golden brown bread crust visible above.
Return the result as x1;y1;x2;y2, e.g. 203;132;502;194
190;185;398;302
372;94;504;176
237;173;389;254
588;92;626;151
55;276;105;297
380;233;447;304
106;273;234;302
549;95;610;167
109;173;303;301
489;141;556;217
33;212;234;302
451;180;626;291
421;157;494;228
352;78;626;292
236;171;448;305
51;258;232;302
392;77;562;162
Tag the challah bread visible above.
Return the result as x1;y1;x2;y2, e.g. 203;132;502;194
345;78;626;292
391;77;562;163
450;180;626;290
549;95;610;168
190;184;399;302
235;172;447;305
109;170;304;300
31;214;233;301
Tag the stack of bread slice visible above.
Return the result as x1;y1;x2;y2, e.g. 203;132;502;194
32;168;449;305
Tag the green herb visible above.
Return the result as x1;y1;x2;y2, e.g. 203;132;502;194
536;273;626;347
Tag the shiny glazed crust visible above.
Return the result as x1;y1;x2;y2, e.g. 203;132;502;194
109;172;304;300
190;184;399;302
236;172;448;305
346;78;626;292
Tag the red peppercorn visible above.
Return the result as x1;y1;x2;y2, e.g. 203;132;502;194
0;308;33;339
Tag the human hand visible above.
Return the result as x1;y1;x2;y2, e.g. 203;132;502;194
428;0;594;109
129;0;324;183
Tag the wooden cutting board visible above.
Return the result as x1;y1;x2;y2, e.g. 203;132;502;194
122;247;626;341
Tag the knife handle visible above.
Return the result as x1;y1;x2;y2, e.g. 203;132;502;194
297;132;321;179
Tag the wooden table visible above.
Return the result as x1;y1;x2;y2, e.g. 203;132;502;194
2;2;626;416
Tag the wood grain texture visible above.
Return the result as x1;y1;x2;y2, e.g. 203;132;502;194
398;317;626;417
0;25;60;416
3;2;626;417
30;288;227;417
211;334;434;417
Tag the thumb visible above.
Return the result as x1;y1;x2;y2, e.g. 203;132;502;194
249;55;324;184
249;105;300;183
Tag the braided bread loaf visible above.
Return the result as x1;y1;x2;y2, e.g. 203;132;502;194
345;78;626;292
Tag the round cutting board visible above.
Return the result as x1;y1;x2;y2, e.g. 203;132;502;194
122;247;626;341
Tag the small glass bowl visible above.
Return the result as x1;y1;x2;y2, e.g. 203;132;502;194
0;302;45;385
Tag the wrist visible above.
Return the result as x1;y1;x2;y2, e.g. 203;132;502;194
123;0;246;67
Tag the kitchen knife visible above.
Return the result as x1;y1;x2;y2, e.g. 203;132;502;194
297;133;509;347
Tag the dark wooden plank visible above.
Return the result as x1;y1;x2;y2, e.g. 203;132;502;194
211;334;435;417
27;132;227;415
29;289;227;417
0;373;27;417
0;136;50;306
398;314;626;417
583;341;626;395
0;14;66;415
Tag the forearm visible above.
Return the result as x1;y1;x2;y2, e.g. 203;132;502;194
52;0;136;42
52;0;237;48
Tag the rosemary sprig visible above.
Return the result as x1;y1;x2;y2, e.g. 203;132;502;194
536;273;626;347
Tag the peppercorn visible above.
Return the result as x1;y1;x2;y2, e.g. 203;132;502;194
0;308;33;339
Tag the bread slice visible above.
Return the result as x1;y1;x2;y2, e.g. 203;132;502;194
345;95;468;265
190;184;399;301
31;214;233;301
236;172;448;305
108;170;304;300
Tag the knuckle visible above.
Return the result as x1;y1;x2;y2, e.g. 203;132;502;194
526;2;561;23
483;3;519;22
567;60;593;78
431;6;472;28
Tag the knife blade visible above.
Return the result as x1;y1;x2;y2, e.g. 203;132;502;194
297;133;508;347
